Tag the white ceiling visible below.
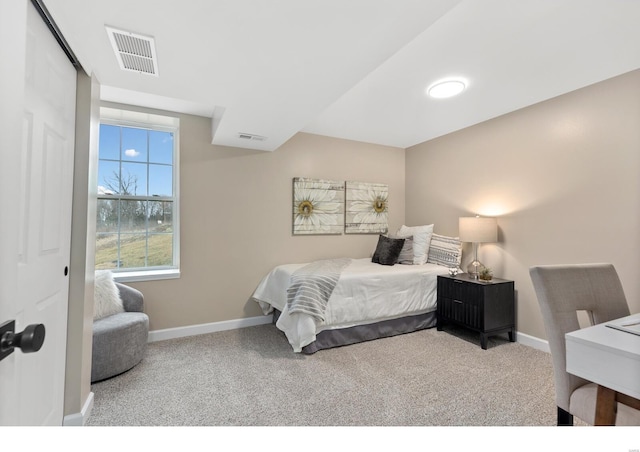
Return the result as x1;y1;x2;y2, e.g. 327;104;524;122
43;0;640;152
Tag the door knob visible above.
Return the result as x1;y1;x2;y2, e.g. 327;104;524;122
0;320;46;362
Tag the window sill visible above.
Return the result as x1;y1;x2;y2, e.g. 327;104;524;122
112;268;180;283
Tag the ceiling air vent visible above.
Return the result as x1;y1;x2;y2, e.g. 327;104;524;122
106;26;159;76
238;133;267;142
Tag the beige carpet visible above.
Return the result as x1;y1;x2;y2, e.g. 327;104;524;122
86;322;567;427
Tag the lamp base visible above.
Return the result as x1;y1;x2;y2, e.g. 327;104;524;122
467;260;484;279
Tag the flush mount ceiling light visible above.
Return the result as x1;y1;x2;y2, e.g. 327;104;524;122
427;79;466;99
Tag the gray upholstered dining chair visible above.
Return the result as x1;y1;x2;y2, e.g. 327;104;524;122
530;263;640;426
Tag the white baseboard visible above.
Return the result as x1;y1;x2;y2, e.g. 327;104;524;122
148;314;274;343
63;391;94;426
516;331;549;353
146;314;550;354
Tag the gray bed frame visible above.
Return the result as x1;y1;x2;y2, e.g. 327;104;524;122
273;309;437;354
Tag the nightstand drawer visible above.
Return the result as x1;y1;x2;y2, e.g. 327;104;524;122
437;276;482;301
438;297;481;329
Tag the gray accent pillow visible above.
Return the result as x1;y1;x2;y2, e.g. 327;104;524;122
397;236;414;264
372;235;405;266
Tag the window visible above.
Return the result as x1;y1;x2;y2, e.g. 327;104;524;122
96;107;179;281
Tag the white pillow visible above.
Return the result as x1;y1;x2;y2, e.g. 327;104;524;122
396;224;434;265
94;270;124;320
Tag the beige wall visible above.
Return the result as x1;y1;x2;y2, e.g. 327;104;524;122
406;69;640;340
112;111;405;331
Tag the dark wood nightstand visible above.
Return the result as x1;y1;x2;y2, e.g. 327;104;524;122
436;274;515;349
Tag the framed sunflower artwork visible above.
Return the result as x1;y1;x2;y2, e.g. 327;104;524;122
292;177;345;235
345;181;388;234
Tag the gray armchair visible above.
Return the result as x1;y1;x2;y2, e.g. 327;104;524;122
530;263;640;425
91;282;149;383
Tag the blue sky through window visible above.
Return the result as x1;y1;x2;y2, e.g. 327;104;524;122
98;124;174;196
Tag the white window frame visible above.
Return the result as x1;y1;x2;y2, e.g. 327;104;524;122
97;106;180;282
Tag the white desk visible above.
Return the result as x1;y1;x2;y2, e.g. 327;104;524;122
566;313;640;425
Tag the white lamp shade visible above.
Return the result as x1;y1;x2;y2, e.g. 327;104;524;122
459;216;497;243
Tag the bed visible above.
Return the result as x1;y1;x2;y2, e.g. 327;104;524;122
251;257;452;353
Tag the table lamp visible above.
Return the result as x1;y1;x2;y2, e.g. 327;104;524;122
459;215;497;279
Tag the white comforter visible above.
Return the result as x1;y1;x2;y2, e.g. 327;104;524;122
251;258;449;352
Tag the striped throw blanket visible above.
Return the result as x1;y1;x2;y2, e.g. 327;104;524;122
286;258;352;322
